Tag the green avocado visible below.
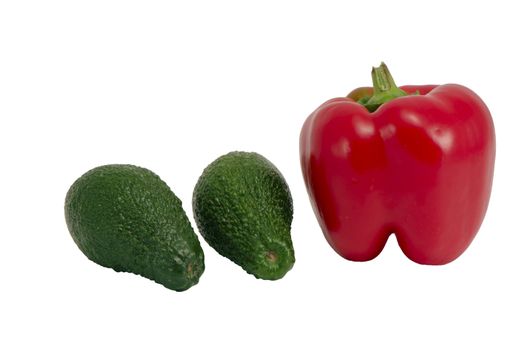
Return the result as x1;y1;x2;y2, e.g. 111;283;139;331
193;152;294;280
65;164;204;291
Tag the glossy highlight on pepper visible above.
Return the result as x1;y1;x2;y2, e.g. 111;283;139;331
300;63;495;265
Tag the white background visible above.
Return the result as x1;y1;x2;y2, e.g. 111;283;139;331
1;1;526;349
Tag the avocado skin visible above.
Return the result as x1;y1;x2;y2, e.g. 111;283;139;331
65;164;204;291
193;152;294;280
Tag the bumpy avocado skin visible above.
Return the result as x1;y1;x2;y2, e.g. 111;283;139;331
193;152;294;280
65;164;204;291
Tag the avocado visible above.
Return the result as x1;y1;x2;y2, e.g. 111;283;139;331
193;152;294;280
65;164;204;291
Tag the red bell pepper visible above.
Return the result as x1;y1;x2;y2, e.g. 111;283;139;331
300;63;495;265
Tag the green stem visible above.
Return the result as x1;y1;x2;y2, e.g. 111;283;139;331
361;62;408;112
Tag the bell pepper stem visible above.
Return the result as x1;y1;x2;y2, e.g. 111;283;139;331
372;63;398;94
361;62;408;112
